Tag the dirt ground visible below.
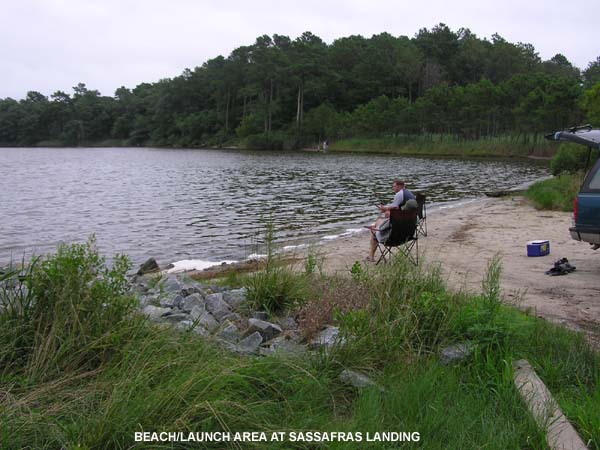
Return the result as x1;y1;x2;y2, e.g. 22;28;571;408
318;196;600;347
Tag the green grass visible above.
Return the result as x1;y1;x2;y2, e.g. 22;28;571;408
245;267;310;314
1;243;598;448
525;172;584;211
330;135;557;158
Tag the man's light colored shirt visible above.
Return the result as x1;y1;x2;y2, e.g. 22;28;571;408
389;190;404;208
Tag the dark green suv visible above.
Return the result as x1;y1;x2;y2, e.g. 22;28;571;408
548;126;600;250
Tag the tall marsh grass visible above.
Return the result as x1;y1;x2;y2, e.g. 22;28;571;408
331;135;556;157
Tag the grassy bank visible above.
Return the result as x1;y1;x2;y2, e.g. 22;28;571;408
1;242;599;448
330;135;557;158
525;172;584;211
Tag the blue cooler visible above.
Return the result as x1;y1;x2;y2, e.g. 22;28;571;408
527;240;550;257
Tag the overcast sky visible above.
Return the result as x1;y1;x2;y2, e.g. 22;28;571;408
1;0;598;100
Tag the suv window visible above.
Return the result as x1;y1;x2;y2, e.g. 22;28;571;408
589;167;600;190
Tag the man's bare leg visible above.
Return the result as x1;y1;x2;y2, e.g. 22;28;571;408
369;234;378;260
367;217;386;260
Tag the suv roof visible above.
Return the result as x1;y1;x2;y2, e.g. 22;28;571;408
546;125;600;149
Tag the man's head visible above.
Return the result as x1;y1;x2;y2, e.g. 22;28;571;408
392;179;405;192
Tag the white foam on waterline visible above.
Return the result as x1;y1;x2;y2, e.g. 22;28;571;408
167;252;271;273
344;228;365;235
166;259;237;273
320;227;366;242
246;253;267;260
282;244;309;251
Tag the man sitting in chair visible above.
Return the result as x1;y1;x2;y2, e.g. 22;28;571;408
366;179;417;262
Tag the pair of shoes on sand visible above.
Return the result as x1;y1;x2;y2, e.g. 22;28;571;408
545;257;576;276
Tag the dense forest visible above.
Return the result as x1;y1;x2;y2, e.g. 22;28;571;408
1;24;600;149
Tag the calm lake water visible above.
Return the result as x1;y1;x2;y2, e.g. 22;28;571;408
0;147;549;268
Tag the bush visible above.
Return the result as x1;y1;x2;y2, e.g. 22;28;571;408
550;143;600;175
525;172;584;211
243;132;284;150
243;131;304;150
0;238;138;380
245;267;308;314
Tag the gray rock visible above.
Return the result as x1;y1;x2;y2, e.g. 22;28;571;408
205;292;224;303
181;285;203;297
172;295;185;309
440;342;474;365
161;275;183;294
133;282;149;294
189;305;206;319
280;316;298;330
137;295;153;308
191;325;209;336
220;312;242;323
199;313;219;332
181;293;204;312
237;331;263;354
247;318;283;341
258;347;272;356
174;320;194;331
262;336;306;356
190;306;218;332
310;326;344;350
223;288;247;309
144;294;162;307
141;305;171;320
252;311;269;321
161;312;190;323
204;293;231;321
218;322;241;343
137;257;160;276
339;369;377;389
159;295;179;308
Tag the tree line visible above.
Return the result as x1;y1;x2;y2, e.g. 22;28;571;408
1;24;600;149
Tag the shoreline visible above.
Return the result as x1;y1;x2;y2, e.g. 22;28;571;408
2;143;555;161
169;197;486;274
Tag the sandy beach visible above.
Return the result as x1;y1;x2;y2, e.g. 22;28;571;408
318;196;600;346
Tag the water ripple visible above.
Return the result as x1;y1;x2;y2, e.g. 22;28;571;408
0;147;549;265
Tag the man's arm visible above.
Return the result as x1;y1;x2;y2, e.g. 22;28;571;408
379;190;404;211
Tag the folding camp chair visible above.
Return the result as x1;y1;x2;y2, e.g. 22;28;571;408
371;208;419;265
416;192;427;237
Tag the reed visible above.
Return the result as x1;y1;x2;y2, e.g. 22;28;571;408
330;135;556;158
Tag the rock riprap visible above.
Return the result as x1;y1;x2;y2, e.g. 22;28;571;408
131;269;306;355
